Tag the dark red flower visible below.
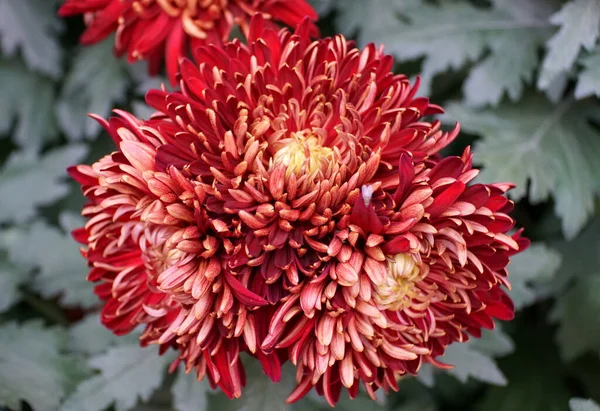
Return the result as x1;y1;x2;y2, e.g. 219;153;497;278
70;16;528;406
59;0;318;85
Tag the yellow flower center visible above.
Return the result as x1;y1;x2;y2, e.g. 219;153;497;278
272;135;335;178
377;253;423;311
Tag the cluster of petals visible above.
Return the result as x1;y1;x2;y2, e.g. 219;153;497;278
58;0;318;85
70;15;528;406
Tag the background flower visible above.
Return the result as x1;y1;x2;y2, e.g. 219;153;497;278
58;0;318;85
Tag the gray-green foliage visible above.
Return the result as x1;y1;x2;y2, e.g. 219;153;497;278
440;341;507;386
443;96;600;240
506;243;561;309
57;38;130;141
0;0;63;78
419;328;514;389
0;145;88;224
570;399;600;411
551;275;600;361
538;0;600;90
339;0;553;100
471;328;515;358
307;0;336;15
2;213;94;307
0;321;89;411
68;315;138;356
575;47;600;98
0;59;58;149
551;220;600;290
0;260;25;313
171;369;210;411
61;345;175;411
337;0;600;103
207;362;297;411
475;328;571;411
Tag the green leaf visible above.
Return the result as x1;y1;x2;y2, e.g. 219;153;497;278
172;368;209;411
430;372;482;408
340;0;552;96
534;219;600;305
443;95;600;239
397;399;437;411
471;328;515;358
0;0;63;77
507;243;562;310
394;377;439;411
132;101;158;120
440;343;507;386
550;219;600;293
462;32;545;107
335;0;404;41
567;355;600;403
0;259;27;313
69;314;140;356
416;364;435;387
3;213;94;308
308;0;335;15
0;58;58;150
422;328;513;387
57;38;130;141
538;0;600;90
570;398;600;411
232;361;295;411
130;406;174;411
575;47;600;99
333;395;387;411
0;144;88;224
61;344;174;411
532;219;600;301
464;0;555;106
552;275;600;360
0;321;89;411
127;385;174;411
491;0;560;18
544;72;570;104
208;361;297;411
128;62;168;97
476;325;570;411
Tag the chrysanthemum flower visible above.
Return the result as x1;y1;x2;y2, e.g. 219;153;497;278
58;0;318;85
70;16;528;406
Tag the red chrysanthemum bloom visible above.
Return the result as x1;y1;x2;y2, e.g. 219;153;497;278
69;16;528;406
58;0;318;85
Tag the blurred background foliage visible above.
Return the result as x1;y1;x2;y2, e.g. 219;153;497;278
0;0;599;410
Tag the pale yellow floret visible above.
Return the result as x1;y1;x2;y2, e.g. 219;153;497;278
377;253;423;311
272;135;334;178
